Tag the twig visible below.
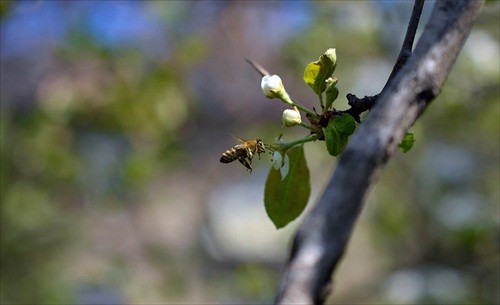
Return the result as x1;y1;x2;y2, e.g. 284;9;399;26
343;0;425;121
386;0;425;83
245;58;270;77
274;1;484;304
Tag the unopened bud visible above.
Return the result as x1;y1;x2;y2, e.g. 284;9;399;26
282;106;301;127
261;75;285;99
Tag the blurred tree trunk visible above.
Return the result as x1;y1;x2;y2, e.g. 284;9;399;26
274;1;484;304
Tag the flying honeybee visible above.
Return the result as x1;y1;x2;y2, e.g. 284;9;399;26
220;137;265;173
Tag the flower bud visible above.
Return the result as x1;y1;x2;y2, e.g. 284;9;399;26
324;48;337;72
261;75;284;99
282;106;301;127
325;77;338;87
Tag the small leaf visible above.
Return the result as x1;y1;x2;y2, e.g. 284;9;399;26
303;48;337;94
264;145;310;229
325;79;339;110
399;130;415;153
323;114;357;156
303;62;321;93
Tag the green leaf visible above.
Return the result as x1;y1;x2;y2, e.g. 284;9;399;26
323;114;357;156
325;79;339;110
303;48;337;95
264;145;310;229
399;130;415;153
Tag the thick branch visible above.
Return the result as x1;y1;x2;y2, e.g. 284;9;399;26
274;1;484;304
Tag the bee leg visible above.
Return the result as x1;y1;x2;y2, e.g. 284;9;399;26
246;147;253;159
238;157;253;173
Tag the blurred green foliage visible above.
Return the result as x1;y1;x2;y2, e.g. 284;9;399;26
0;1;498;304
1;4;195;302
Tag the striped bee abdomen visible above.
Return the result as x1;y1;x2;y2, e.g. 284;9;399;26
220;147;239;163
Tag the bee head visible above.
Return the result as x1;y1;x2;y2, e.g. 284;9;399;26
256;139;265;155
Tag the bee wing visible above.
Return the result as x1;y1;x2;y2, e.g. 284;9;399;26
231;135;248;143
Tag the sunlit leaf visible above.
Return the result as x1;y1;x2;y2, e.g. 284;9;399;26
399;130;415;153
323;114;356;156
303;48;337;94
264;145;310;229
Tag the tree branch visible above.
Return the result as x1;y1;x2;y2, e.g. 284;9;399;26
274;1;484;304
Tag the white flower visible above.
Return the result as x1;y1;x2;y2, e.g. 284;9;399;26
282;107;301;127
280;154;290;180
261;75;284;98
272;150;290;180
272;151;283;170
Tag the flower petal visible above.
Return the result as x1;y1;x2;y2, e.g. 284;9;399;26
272;151;283;170
280;154;290;180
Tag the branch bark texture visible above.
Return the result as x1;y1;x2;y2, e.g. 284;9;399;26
274;1;484;304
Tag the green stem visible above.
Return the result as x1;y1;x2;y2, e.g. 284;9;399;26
280;93;319;120
299;122;317;132
278;133;322;151
318;92;324;109
264;143;274;151
295;104;319;119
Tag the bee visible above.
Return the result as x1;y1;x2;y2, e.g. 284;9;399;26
220;137;265;173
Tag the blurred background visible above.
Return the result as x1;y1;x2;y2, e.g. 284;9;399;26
0;1;498;304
